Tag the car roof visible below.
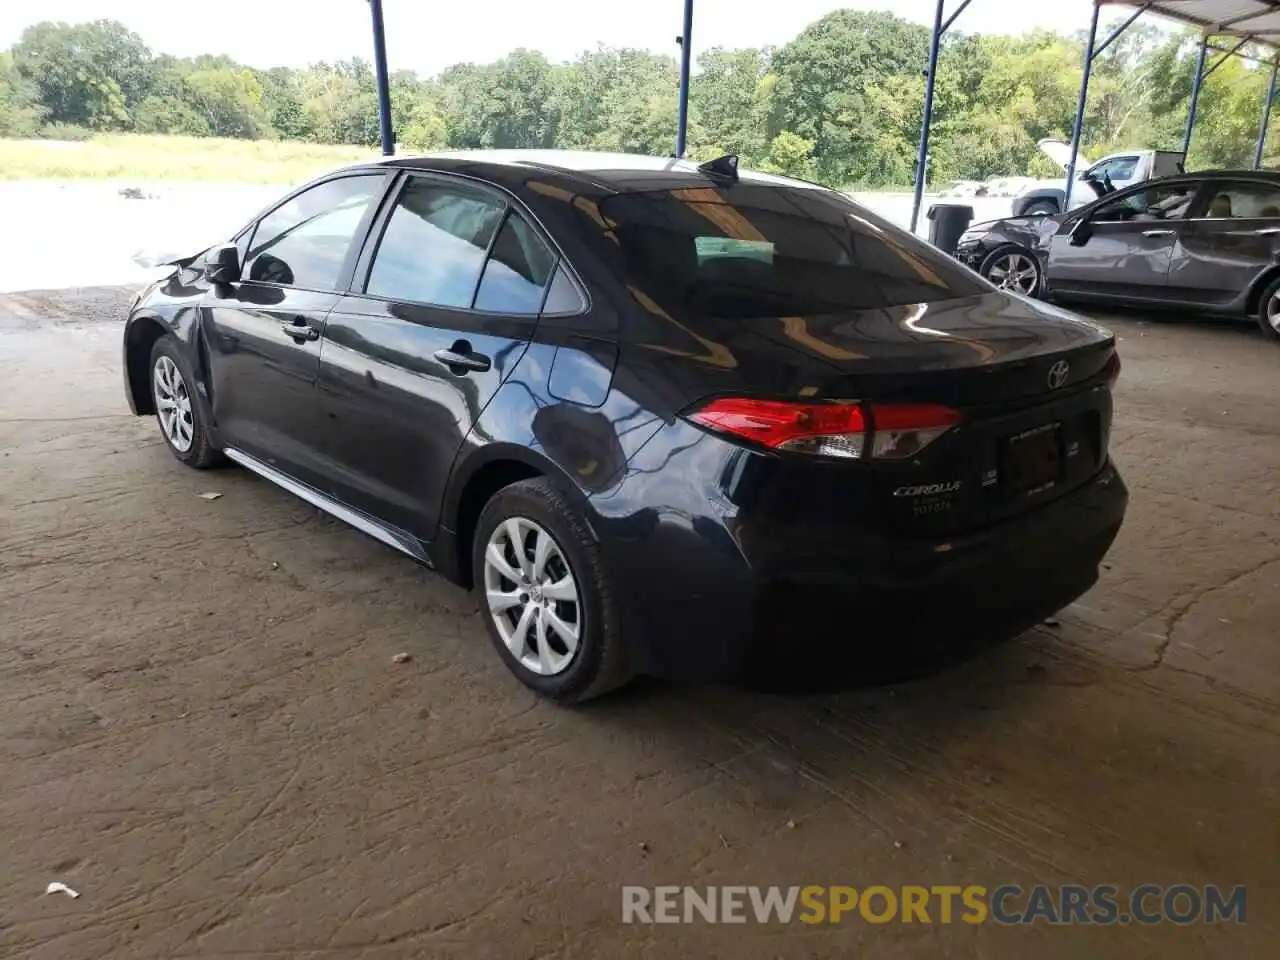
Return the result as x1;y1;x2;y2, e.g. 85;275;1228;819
360;149;826;196
1151;168;1280;184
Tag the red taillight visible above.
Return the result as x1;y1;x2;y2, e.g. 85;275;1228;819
689;398;867;458
688;398;960;460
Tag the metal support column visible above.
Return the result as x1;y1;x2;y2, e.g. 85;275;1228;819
369;0;394;156
1256;59;1278;169
1062;3;1152;207
909;0;947;234
1183;37;1209;159
675;0;694;158
1064;2;1101;210
1092;2;1151;61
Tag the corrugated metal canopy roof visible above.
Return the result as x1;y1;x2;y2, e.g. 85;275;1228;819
1104;0;1280;45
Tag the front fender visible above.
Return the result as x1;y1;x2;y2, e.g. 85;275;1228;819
122;308;181;415
121;275;212;420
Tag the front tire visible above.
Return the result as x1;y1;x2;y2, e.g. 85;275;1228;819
472;478;632;703
980;245;1042;297
1257;275;1280;343
149;336;221;468
1022;199;1059;216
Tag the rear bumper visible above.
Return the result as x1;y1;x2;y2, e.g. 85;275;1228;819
613;460;1127;685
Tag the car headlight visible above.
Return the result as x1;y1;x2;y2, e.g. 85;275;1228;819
957;231;982;245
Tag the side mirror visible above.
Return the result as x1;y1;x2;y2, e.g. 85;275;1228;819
1067;219;1092;246
205;243;242;284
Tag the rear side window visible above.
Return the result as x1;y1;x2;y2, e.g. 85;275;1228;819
1200;182;1280;219
244;175;383;290
584;185;984;318
474;213;556;314
542;264;587;314
366;178;505;307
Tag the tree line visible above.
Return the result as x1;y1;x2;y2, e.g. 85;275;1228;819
1;11;1276;186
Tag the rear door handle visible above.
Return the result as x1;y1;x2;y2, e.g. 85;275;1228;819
434;341;491;374
1142;229;1175;237
280;318;320;342
1255;227;1280;236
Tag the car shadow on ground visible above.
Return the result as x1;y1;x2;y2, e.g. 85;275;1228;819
598;617;1074;712
575;620;1109;824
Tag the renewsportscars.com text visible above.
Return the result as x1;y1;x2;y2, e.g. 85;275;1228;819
621;884;1246;926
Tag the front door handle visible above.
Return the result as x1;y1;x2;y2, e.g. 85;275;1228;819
434;341;491;374
1142;229;1175;238
280;318;320;342
1255;227;1280;236
281;320;322;343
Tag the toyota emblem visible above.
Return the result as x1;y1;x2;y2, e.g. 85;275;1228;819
1047;360;1070;390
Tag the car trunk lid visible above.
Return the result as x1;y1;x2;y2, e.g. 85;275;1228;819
671;292;1118;537
729;291;1114;406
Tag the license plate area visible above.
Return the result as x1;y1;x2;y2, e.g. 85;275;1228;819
1001;422;1062;498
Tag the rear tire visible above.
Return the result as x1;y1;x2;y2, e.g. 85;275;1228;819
472;478;632;703
149;336;222;469
980;245;1042;297
1257;275;1280;343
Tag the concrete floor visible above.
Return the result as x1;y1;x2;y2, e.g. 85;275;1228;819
0;287;1276;958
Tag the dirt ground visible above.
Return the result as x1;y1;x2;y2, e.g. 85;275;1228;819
1;287;1277;959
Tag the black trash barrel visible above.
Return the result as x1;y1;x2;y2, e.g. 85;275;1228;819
926;203;974;256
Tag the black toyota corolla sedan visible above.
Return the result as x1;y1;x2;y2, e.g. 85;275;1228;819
122;150;1127;700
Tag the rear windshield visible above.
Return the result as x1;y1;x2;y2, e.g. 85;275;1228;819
591;185;985;318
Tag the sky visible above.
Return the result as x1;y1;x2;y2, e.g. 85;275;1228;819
0;1;1150;74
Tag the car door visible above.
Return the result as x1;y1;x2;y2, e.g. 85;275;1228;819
315;173;557;541
1048;180;1199;301
1167;179;1280;308
203;172;389;487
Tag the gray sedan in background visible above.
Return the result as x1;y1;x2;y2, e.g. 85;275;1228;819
956;170;1280;343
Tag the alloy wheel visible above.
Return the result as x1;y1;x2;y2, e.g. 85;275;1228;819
1268;291;1280;334
483;517;582;676
987;253;1039;295
152;355;194;453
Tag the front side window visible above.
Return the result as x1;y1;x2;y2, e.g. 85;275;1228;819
1089;157;1139;183
1199;182;1280;219
1091;183;1196;224
243;175;383;290
578;184;984;319
366;178;506;308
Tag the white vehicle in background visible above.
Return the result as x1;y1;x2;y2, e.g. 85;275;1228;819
939;179;987;198
984;176;1036;198
1009;139;1185;216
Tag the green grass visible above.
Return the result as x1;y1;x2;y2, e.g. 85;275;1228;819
0;133;377;184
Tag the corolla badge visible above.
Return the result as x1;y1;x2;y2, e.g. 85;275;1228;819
1047;360;1071;390
893;481;962;497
